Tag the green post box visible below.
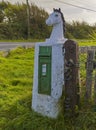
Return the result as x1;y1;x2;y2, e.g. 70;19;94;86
38;46;52;95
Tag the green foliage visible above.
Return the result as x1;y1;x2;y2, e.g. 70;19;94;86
65;21;96;39
29;3;50;39
0;10;4;22
89;30;96;40
0;1;96;40
0;1;50;40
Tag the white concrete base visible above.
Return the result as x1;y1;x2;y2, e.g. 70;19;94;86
32;41;65;118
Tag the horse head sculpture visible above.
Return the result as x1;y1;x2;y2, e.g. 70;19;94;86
46;8;66;43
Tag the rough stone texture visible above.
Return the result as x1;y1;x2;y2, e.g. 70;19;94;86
32;42;64;118
79;46;96;53
32;9;67;118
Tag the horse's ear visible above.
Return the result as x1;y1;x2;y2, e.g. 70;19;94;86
59;8;61;12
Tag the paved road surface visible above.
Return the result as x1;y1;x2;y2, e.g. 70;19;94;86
0;42;35;51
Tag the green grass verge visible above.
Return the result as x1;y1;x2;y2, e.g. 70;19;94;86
77;39;96;46
0;44;96;130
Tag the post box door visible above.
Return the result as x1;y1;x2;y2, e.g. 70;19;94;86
38;46;52;95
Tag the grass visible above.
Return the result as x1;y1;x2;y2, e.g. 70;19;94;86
0;41;96;130
0;47;34;130
77;39;96;46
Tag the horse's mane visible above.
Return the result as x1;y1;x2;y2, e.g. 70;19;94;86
53;8;65;36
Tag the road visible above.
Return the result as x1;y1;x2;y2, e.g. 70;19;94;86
0;42;35;51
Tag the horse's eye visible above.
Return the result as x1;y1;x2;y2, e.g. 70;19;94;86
55;14;58;17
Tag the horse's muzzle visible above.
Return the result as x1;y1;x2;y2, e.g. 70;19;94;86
46;19;53;26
